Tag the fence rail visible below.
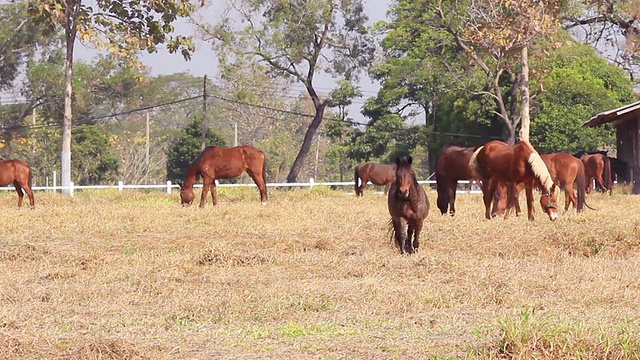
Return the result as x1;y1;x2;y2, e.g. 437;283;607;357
0;179;483;195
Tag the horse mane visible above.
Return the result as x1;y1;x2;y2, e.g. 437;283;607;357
522;142;554;192
468;146;484;178
183;157;202;187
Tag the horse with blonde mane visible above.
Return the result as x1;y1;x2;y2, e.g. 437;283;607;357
469;140;558;221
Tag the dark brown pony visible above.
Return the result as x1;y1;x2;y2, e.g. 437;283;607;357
578;152;612;195
354;162;396;196
180;145;268;207
387;155;430;254
0;159;35;208
470;140;558;221
435;144;482;215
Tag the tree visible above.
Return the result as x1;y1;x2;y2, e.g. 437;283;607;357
28;0;197;194
563;0;640;83
71;125;119;185
0;1;52;90
200;0;374;182
530;42;636;153
166;117;226;183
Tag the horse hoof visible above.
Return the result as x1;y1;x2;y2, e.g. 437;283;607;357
261;202;267;206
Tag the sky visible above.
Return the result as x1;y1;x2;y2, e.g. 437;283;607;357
112;0;393;124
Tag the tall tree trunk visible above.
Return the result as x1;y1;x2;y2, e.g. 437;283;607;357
519;46;530;143
286;104;326;183
61;2;77;195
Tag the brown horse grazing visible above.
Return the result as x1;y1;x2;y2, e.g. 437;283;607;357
578;153;612;195
354;162;396;196
495;153;596;215
180;145;268;207
0;159;35;208
470;140;558;221
541;153;597;213
387;155;430;255
435;144;482;216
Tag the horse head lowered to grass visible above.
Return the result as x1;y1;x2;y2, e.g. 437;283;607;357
180;145;268;207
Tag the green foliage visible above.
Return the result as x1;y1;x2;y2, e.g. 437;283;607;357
530;43;635;153
71;125;119;185
166;117;226;183
28;0;195;61
0;1;54;90
347;114;421;163
205;0;374;182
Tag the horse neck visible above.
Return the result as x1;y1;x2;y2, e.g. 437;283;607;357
183;162;200;188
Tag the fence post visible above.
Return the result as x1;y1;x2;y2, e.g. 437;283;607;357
118;180;124;192
310;178;314;189
53;170;57;194
69;181;74;197
167;180;172;194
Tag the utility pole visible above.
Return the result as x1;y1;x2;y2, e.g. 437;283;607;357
201;75;207;151
145;111;150;173
234;122;238;147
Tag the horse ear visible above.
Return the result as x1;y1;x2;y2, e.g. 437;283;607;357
407;155;413;165
395;156;401;165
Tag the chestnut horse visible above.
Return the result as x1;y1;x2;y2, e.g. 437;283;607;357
354;162;396;196
470;140;558;221
435;144;482;215
541;152;597;213
180;145;268;207
575;152;613;195
0;159;35;208
496;153;595;215
387;155;430;255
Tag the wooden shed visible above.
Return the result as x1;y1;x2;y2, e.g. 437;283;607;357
582;100;640;194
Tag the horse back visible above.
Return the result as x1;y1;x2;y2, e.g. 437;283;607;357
0;159;30;186
360;163;395;185
199;145;265;179
436;145;479;180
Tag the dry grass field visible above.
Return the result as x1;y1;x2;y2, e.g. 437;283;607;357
1;186;640;359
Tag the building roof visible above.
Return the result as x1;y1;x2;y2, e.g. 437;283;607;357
582;100;640;128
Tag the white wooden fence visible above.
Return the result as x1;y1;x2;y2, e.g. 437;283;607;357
0;179;483;196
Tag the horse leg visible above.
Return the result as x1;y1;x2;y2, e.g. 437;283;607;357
392;217;408;254
514;184;523;216
525;183;535;221
595;173;606;194
447;181;458;216
211;182;219;206
200;179;211;207
483;179;498;220
412;219;423;253
24;185;35;209
383;182;392;195
564;186;574;213
13;181;24;208
357;175;367;196
247;170;268;204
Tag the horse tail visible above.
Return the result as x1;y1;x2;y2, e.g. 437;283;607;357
468;146;484;178
576;162;588;212
603;155;613;195
387;218;402;251
354;166;361;196
262;153;267;184
527;150;554;193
